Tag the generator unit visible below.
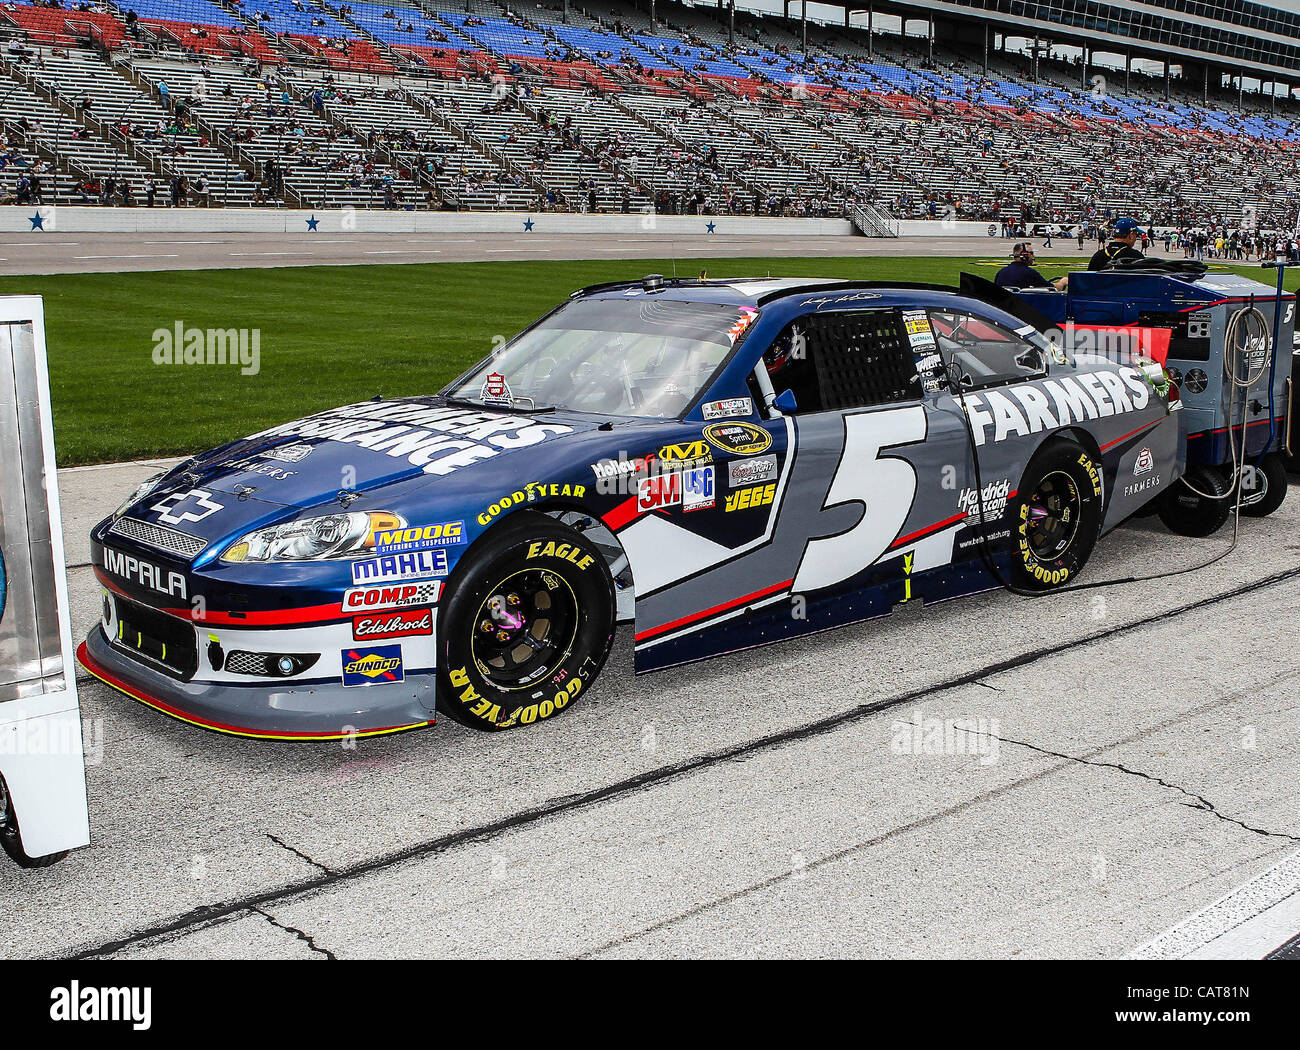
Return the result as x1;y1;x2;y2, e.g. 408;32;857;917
1013;265;1294;536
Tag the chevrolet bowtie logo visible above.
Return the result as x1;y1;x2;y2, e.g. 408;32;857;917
150;488;224;526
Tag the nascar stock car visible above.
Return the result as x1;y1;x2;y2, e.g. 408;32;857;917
79;275;1184;740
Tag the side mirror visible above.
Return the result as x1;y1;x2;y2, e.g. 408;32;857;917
773;389;798;414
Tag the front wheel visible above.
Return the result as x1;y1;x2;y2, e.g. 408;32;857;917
436;513;616;732
1010;440;1104;592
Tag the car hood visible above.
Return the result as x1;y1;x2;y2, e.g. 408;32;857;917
108;397;619;549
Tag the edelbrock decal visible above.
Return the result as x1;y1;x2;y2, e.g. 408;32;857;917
352;609;433;641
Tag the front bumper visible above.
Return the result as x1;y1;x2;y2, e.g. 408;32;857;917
79;627;436;741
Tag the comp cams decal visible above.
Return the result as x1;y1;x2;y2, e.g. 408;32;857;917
344;581;442;611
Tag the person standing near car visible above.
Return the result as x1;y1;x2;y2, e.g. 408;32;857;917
1088;217;1147;270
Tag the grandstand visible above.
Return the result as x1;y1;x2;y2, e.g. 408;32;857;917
2;0;1300;227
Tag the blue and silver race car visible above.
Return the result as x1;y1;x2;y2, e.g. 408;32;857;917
79;275;1183;740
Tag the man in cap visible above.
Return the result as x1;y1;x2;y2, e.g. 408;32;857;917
995;242;1067;290
1088;217;1147;270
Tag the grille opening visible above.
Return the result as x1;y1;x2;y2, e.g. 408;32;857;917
110;595;199;681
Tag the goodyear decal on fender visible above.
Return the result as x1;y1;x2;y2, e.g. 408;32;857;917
703;421;772;456
477;482;587;525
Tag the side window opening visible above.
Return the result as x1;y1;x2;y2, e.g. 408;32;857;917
929;310;1047;391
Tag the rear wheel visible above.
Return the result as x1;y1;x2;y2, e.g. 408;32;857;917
436;513;616;732
1240;452;1288;518
0;775;67;869
1158;465;1232;536
1010;440;1104;592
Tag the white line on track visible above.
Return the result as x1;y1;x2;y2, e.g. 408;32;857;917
143;239;228;244
7;241;80;246
74;254;180;260
485;248;551;253
363;249;442;255
227;251;316;256
1127;849;1300;959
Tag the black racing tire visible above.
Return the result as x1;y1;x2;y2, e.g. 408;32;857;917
436;512;615;732
1240;453;1288;518
0;776;67;869
1158;465;1232;537
1010;439;1104;592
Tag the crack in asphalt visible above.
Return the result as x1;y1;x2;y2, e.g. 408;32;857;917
994;735;1300;844
61;561;1300;960
250;906;336;960
266;833;335;876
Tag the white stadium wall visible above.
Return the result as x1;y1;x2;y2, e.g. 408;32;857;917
3;206;1004;238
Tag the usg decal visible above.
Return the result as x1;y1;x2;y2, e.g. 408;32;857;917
351;549;448;585
683;466;715;512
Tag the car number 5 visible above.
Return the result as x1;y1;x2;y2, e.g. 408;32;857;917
792;405;928;593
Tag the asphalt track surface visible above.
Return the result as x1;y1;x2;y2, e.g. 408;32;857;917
0;231;1098;275
2;456;1298;959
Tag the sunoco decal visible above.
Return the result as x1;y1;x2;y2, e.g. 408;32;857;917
341;645;405;686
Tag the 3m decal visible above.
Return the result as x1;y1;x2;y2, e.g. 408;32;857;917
638;471;682;511
341;645;405;686
793;405;927;593
150;488;224;526
703;421;772;456
351;549;448;585
352;609;433;640
344;581;442;611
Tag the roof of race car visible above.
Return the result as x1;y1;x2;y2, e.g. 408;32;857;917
573;276;971;310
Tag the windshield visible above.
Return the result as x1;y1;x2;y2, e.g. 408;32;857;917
446;298;756;418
